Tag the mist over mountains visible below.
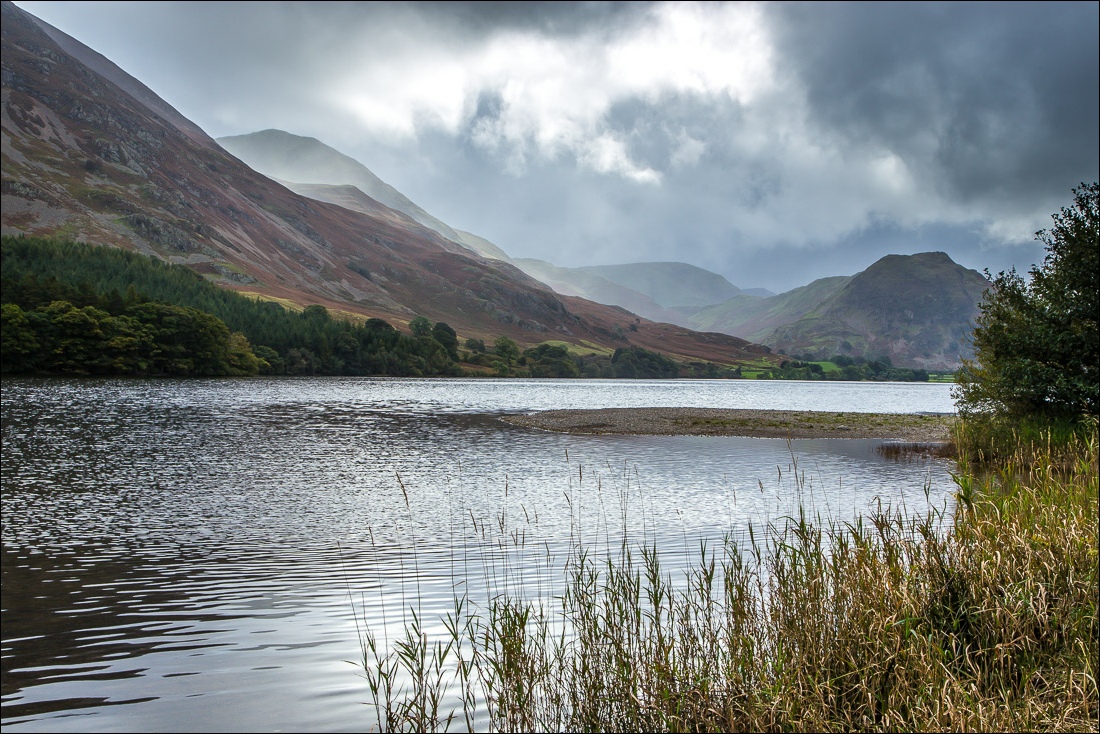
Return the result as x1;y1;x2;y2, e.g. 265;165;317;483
219;128;990;370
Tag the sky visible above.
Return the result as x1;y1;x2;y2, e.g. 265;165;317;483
15;1;1100;293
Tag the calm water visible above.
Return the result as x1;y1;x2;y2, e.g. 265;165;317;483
1;377;958;732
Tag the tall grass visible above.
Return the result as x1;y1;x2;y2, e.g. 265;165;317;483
355;420;1098;732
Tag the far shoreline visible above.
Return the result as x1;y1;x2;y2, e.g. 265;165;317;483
501;407;957;442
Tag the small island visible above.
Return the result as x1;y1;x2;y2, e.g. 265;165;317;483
502;407;956;442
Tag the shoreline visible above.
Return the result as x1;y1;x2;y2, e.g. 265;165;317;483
501;407;957;442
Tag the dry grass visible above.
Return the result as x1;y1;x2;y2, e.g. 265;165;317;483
356;419;1099;732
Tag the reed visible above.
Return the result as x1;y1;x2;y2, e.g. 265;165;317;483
356;419;1098;732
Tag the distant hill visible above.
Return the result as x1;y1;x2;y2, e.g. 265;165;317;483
512;258;686;325
681;275;852;343
740;287;776;298
681;253;990;370
508;259;747;326
573;262;743;309
761;252;990;370
217;130;471;244
451;229;511;261
219;131;511;265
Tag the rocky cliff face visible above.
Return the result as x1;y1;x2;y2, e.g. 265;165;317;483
1;1;771;365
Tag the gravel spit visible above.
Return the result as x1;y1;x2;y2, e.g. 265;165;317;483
501;408;956;442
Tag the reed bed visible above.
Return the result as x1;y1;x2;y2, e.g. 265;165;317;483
354;420;1099;732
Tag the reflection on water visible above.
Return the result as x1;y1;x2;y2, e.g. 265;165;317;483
1;377;957;732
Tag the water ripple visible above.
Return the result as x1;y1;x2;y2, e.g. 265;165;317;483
2;377;957;732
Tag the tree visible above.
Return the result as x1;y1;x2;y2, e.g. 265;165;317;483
302;304;330;322
409;316;433;339
226;332;261;376
493;336;519;365
1;303;40;373
431;321;460;361
524;343;579;378
492;336;520;376
954;182;1099;419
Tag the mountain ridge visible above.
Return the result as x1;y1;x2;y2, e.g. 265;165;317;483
215;128;747;326
218;129;470;246
574;261;743;309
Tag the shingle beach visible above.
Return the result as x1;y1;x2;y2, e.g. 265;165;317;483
501;408;955;441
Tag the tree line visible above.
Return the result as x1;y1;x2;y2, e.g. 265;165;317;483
1;235;462;377
462;338;699;379
761;355;931;382
0;235;701;379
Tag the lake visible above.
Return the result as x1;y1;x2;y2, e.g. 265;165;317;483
1;377;959;732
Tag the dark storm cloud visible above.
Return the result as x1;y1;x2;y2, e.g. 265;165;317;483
412;1;654;36
766;1;1100;209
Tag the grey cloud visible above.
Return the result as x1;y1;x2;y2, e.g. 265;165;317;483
411;1;654;36
394;121;1049;294
766;1;1099;210
599;93;750;175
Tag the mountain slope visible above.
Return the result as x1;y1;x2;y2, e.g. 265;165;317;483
512;258;686;326
216;129;767;323
1;1;771;367
217;129;471;247
508;259;746;325
682;276;853;343
575;262;743;309
219;130;514;262
274;177;512;262
762;252;990;370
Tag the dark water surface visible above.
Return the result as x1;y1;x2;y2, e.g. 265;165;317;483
2;377;958;732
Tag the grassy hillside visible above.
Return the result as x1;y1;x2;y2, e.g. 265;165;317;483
683;275;852;342
0;234;464;377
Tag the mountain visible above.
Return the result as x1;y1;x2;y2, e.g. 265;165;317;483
762;252;990;370
218;130;511;262
685;252;990;370
574;262;743;309
450;228;511;262
271;177;513;262
741;287;776;298
1;1;772;367
682;275;853;343
217;129;474;248
216;129;741;327
508;260;745;325
511;258;687;325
